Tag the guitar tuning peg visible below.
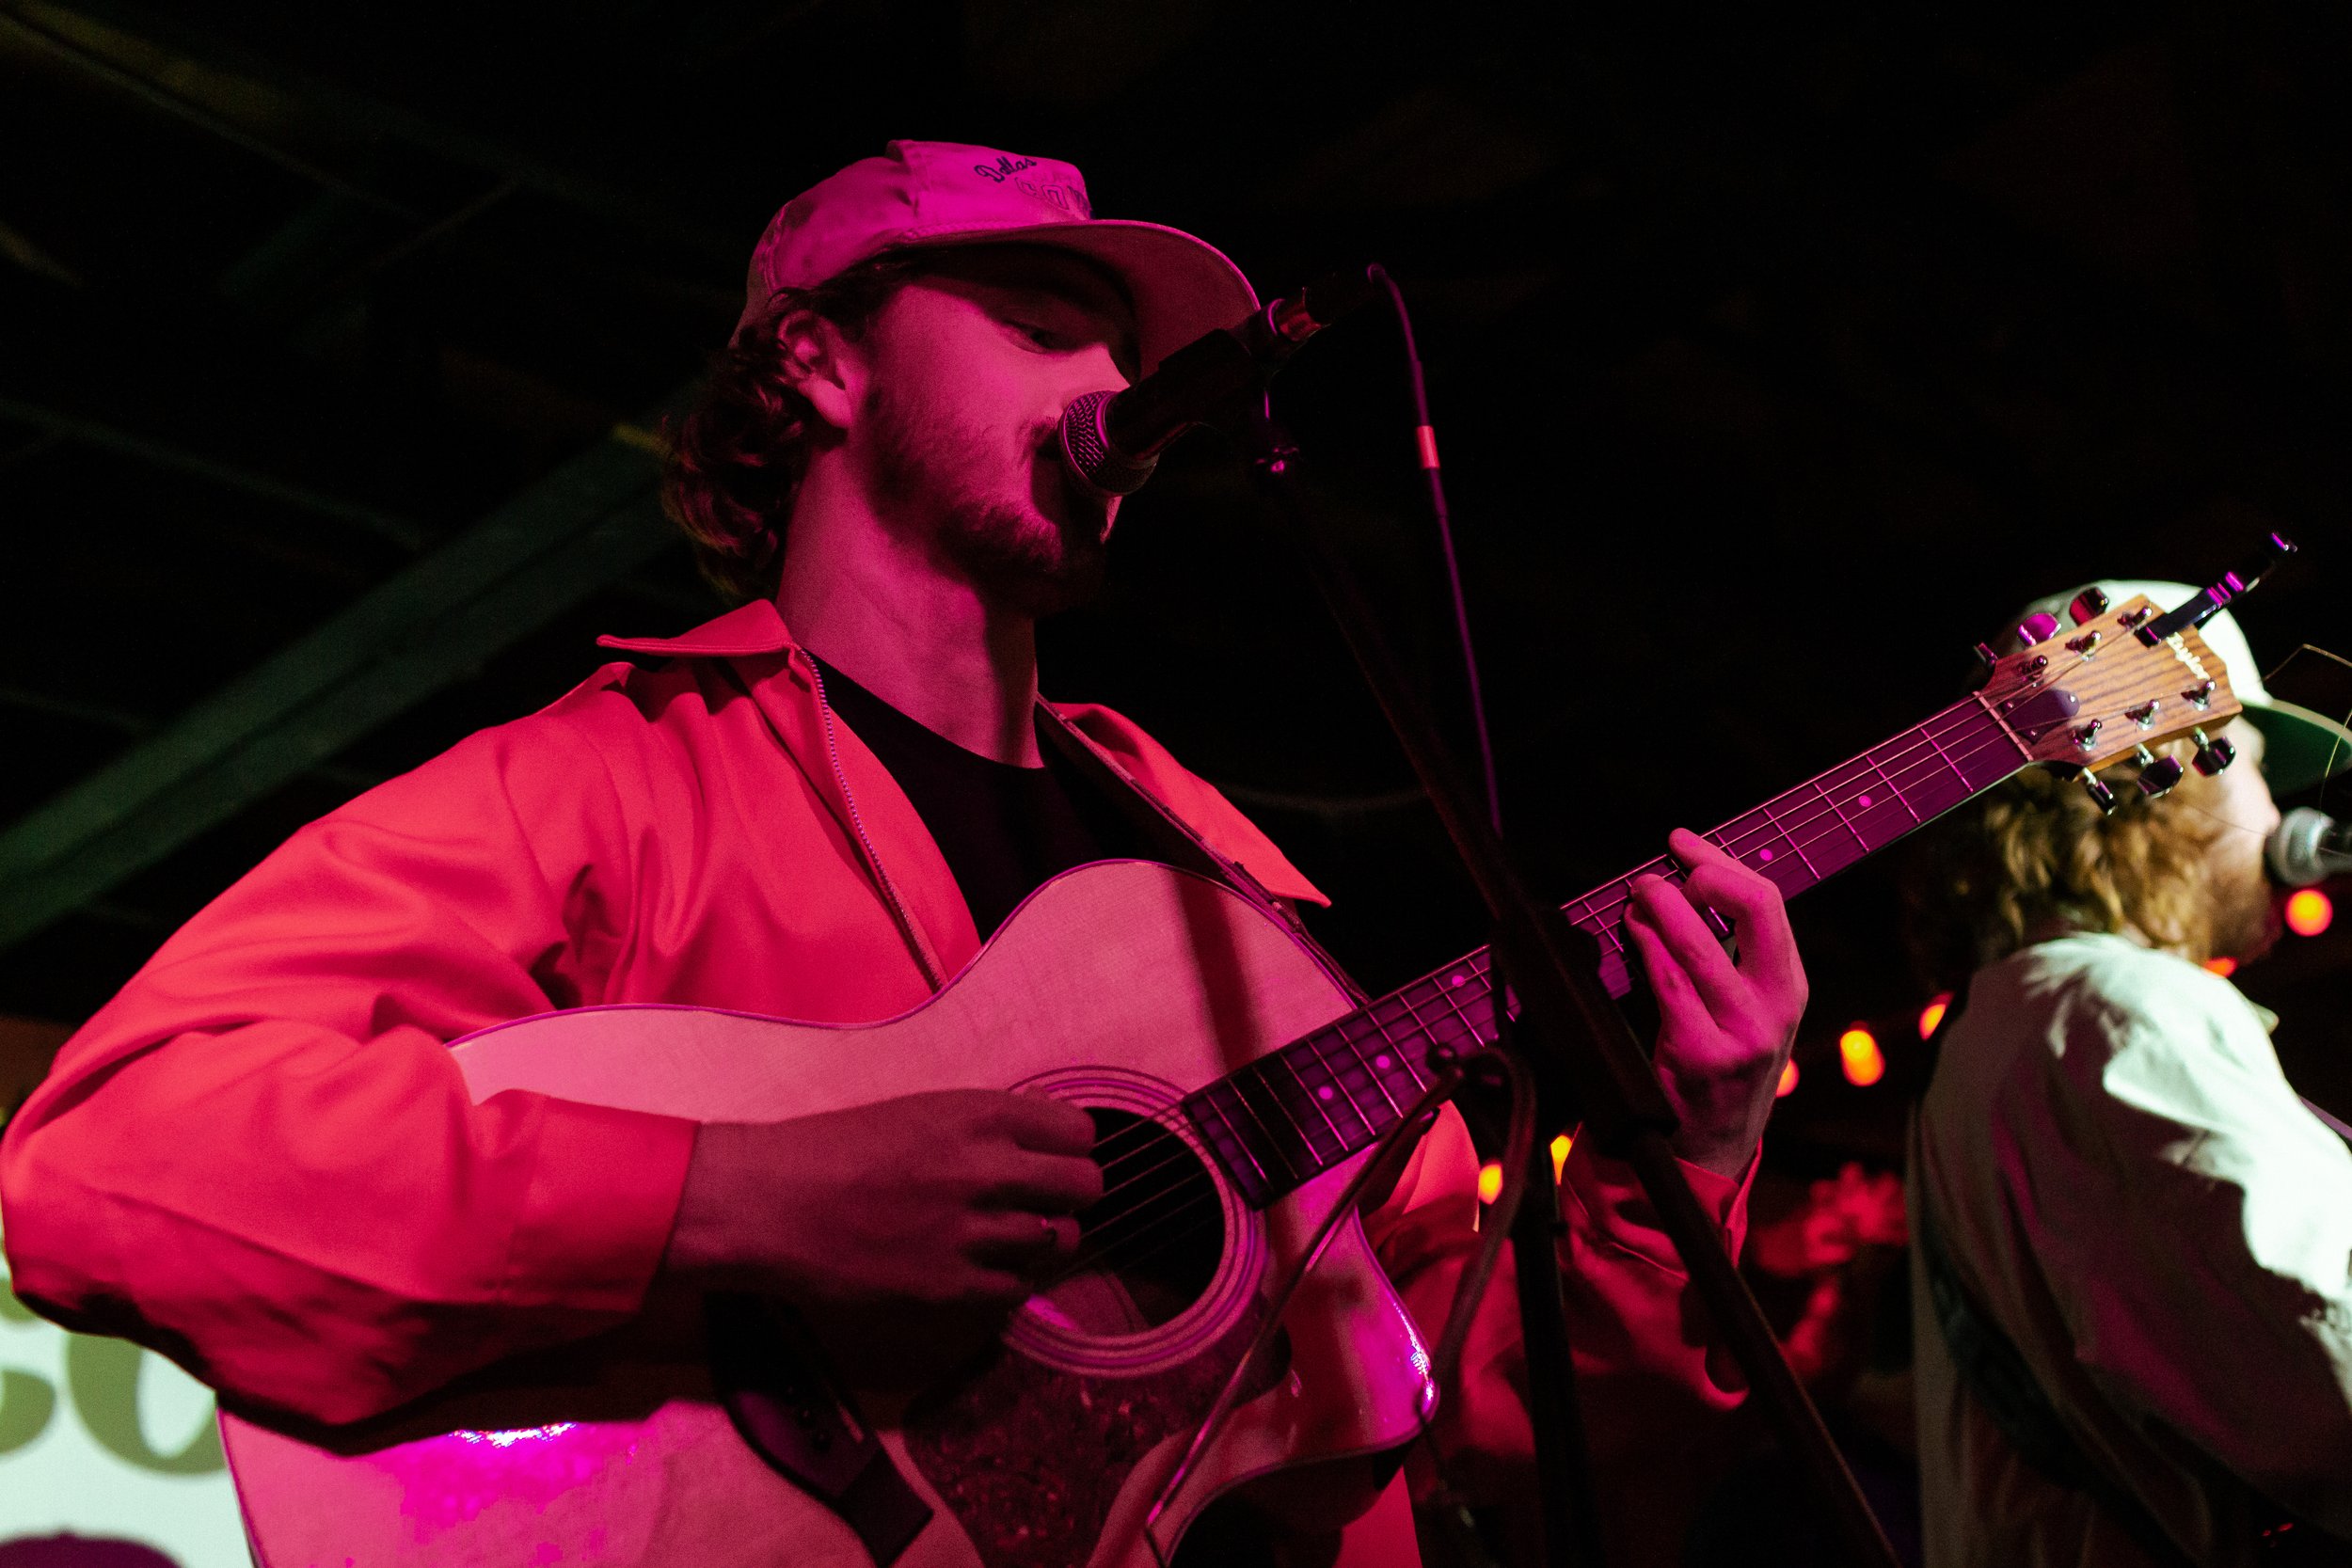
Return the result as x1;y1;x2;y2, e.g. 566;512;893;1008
2192;728;2236;776
2016;611;2061;645
2082;773;2120;814
1975;641;1999;672
2069;588;2110;626
2137;752;2185;798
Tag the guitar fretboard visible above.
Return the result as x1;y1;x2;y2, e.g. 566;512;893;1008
1184;695;2026;1207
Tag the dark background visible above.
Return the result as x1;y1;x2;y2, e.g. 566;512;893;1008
4;0;2349;1162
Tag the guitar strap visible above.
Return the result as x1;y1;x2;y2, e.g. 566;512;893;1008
707;1292;935;1565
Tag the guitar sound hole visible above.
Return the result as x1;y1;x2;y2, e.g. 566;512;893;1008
1030;1108;1227;1336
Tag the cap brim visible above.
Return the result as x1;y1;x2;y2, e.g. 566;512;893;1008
884;218;1260;375
2245;699;2352;799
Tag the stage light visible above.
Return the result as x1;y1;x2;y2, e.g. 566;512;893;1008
1776;1058;1800;1098
2202;956;2238;977
1478;1134;1577;1203
1839;1025;1885;1087
1917;992;1951;1039
2285;888;2334;938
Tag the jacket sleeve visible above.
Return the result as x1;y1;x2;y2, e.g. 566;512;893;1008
0;717;698;1425
1367;1116;1752;1556
2036;979;2352;1533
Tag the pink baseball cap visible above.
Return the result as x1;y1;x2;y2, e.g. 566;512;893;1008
736;139;1259;374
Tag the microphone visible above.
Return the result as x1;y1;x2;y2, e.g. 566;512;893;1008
2268;807;2352;887
1058;268;1384;499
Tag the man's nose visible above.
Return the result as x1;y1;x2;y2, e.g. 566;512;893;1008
1067;341;1131;396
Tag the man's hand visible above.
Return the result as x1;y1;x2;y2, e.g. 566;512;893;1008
1623;828;1808;1178
660;1089;1104;1307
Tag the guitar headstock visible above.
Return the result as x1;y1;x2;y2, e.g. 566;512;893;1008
1980;591;2244;801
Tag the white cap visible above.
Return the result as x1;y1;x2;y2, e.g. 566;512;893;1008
2005;580;2352;796
734;139;1259;375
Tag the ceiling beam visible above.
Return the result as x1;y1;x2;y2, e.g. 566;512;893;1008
0;3;413;214
1;248;698;568
0;397;433;550
0;0;737;264
0;405;691;952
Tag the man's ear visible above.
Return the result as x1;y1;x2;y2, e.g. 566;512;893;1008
773;309;865;435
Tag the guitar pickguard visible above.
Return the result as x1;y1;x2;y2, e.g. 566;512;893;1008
902;1297;1280;1568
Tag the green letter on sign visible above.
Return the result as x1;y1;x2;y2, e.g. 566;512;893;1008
1;1279;58;1453
64;1335;224;1475
0;1368;56;1454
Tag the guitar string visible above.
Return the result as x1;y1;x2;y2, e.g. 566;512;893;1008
1064;665;2188;1269
1082;1077;1385;1207
1077;719;2013;1212
1562;684;2185;956
1065;705;2163;1265
1074;706;2020;1204
1077;737;2107;1259
1046;1182;1228;1292
1251;663;2183;1146
1075;704;2022;1197
1079;998;1458;1187
1557;678;2156;952
1079;705;1993;1183
1077;684;2153;1199
1564;701;2013;952
1084;983;1463;1194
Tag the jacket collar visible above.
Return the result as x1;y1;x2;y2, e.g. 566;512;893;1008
605;599;972;982
596;598;1328;921
597;598;796;659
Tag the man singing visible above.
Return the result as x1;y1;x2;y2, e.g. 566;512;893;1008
1;141;1807;1563
1903;580;2352;1566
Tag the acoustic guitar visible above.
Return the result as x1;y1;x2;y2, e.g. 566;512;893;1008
220;594;2243;1567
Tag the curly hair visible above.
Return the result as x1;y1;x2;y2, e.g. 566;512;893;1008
1901;737;2234;991
661;252;929;605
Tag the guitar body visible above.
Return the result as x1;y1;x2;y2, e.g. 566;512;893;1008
220;861;1438;1568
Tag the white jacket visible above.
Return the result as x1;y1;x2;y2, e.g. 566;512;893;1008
1912;933;2352;1566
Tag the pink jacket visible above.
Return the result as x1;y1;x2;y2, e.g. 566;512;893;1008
0;600;1749;1548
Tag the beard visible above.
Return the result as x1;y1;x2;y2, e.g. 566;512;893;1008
2205;832;2280;963
857;376;1109;618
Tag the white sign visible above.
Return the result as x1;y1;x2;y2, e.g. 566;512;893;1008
1;1256;248;1567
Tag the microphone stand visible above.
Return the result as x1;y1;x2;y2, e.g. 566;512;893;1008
1235;406;1899;1568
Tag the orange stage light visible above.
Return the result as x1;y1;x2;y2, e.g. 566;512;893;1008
1478;1136;1578;1204
1476;1162;1502;1204
1916;992;1951;1039
1776;1058;1800;1098
2285;888;2334;939
2202;956;2238;977
1839;1025;1885;1087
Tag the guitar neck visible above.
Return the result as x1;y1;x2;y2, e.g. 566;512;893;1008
1184;694;2028;1207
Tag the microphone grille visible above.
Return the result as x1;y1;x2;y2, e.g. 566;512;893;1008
2268;807;2338;888
1058;389;1158;499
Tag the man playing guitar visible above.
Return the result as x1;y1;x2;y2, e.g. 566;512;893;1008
0;140;1808;1564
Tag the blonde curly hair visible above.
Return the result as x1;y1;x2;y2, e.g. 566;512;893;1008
1901;737;2234;991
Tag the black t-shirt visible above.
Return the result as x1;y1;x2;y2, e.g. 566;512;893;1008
812;661;1279;1568
813;657;1152;942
